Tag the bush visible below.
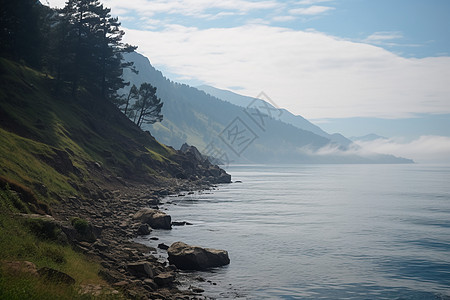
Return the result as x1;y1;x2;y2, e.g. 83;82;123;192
71;217;89;235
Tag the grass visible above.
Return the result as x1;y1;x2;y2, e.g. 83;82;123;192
0;128;76;203
0;56;192;298
0;188;122;299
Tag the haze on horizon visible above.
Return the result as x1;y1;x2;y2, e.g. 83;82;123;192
44;0;450;163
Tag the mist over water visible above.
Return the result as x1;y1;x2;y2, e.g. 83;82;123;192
139;164;450;299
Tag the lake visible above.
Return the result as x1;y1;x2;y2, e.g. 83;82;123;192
137;164;450;299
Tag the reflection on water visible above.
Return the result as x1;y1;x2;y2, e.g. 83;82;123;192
136;164;450;299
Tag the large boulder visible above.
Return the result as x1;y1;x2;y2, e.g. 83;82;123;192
133;208;172;229
167;242;230;270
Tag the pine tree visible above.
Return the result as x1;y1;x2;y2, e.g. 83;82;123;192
0;0;43;67
60;0;136;98
132;83;163;127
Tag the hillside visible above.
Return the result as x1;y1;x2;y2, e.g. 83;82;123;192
121;52;413;164
0;57;230;299
197;85;355;147
0;57;229;201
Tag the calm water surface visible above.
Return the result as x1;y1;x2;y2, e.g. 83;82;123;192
137;164;450;299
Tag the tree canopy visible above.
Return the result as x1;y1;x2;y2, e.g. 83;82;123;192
1;0;136;102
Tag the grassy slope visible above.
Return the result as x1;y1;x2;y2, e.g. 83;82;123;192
0;57;180;204
0;58;188;298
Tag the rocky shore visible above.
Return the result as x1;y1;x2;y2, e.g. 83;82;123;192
46;177;229;299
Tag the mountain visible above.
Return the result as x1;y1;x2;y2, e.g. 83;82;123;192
121;52;413;164
0;57;230;205
314;115;450;141
197;85;354;147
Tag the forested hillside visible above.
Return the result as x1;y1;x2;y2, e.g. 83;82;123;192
0;1;229;298
122;52;413;164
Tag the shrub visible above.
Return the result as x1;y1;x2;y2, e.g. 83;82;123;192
71;217;89;235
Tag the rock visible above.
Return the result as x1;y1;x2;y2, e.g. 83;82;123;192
98;269;125;284
2;261;38;277
93;241;108;251
126;261;154;278
172;221;187;226
143;278;158;291
157;243;169;250
112;280;129;288
132;208;172;229
191;286;205;293
216;173;232;184
37;267;76;285
154;272;175;287
171;221;194;226
136;223;151;235
167;242;230;270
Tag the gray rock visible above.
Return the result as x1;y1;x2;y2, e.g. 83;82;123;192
136;223;151;235
157;243;169;250
2;261;38;277
167;241;230;270
37;267;76;285
154;272;175;287
126;261;154;278
132;208;172;229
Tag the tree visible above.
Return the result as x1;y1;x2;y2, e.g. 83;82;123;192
124;84;139;116
95;6;136;100
0;0;44;67
132;83;163;127
114;84;138;115
59;0;136;98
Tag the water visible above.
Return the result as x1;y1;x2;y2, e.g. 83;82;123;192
137;164;450;299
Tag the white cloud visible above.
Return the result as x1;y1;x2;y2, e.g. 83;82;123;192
100;0;281;19
296;0;333;5
289;5;335;15
354;136;450;163
365;31;404;43
43;0;281;19
123;24;450;119
298;136;450;163
364;31;421;48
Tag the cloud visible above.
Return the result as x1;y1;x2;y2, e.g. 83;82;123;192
123;24;450;119
289;5;335;15
354;136;450;163
296;0;334;4
42;0;281;20
364;31;421;48
100;0;280;19
365;31;404;43
298;135;450;163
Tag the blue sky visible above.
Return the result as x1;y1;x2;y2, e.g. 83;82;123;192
45;0;450;162
103;0;450;58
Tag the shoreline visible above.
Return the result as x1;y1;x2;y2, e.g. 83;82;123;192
52;178;221;299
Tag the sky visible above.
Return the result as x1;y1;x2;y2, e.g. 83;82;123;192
43;0;450;163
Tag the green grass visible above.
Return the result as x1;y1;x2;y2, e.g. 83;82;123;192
0;189;121;299
0;128;76;202
0;56;189;298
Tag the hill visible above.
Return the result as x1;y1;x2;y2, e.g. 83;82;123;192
0;57;230;299
121;52;413;164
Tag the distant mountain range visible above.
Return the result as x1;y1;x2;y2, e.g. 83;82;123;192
121;52;413;164
197;85;353;147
